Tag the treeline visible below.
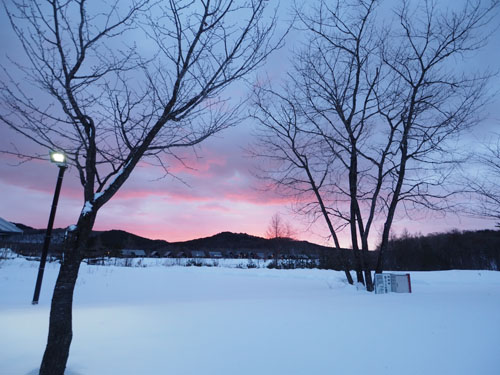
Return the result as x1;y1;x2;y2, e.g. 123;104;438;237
4;225;499;271
320;229;500;271
382;230;500;271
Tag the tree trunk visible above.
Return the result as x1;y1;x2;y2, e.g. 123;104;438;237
39;254;82;375
362;248;374;291
39;211;96;375
344;269;354;285
376;221;391;274
376;140;409;274
348;147;365;286
353;251;364;284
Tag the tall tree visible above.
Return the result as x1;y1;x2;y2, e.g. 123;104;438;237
375;0;498;273
0;1;283;374
253;0;497;290
253;0;382;289
465;132;500;227
265;212;295;266
252;87;355;284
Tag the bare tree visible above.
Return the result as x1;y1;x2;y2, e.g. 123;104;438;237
252;87;355;284
465;133;500;227
265;212;295;266
0;1;283;374
375;0;498;273
253;0;497;290
253;0;381;289
265;212;295;239
293;0;382;290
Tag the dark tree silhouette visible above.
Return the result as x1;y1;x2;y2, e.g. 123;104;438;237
252;0;498;290
375;0;498;273
265;213;295;240
465;132;500;228
265;212;296;267
0;0;284;374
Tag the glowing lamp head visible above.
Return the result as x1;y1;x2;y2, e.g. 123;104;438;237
50;151;67;167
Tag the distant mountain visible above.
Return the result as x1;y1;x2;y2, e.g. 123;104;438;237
12;223;36;231
1;221;331;256
169;231;272;251
90;230;168;250
3;220;499;270
2;224;167;249
167;231;329;254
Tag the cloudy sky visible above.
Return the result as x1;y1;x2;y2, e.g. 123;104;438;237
0;1;499;247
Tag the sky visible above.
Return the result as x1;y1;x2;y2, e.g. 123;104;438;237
0;1;499;248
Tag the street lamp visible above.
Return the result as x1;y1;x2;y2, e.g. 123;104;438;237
32;151;67;305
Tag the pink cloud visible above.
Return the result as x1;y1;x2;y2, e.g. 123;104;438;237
3;105;496;248
0;159;83;199
198;203;232;212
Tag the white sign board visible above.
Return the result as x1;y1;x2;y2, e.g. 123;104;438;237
375;273;412;294
375;273;392;294
392;274;412;293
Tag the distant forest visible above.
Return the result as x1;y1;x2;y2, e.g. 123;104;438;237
379;229;500;271
3;224;499;271
314;229;500;272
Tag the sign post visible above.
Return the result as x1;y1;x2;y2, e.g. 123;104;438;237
375;273;412;294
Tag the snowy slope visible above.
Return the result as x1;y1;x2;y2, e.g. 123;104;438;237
1;257;499;375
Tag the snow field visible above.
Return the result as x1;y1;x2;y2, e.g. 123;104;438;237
1;257;499;375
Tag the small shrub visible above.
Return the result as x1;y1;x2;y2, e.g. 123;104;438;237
123;258;133;267
247;259;258;269
186;259;204;267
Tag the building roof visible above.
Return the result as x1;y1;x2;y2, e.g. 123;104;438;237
191;251;206;257
0;217;23;234
121;249;146;256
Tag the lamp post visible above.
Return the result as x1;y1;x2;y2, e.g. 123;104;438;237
32;151;67;305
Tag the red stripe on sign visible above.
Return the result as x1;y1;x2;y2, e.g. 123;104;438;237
407;273;412;293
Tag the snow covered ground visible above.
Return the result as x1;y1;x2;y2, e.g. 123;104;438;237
1;255;499;375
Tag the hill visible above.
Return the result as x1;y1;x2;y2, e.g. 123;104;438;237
166;231;328;254
90;230;168;251
2;221;499;270
1;222;333;260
